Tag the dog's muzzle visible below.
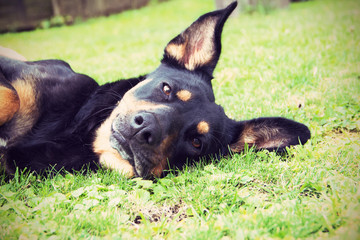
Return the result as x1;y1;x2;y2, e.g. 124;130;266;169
110;111;166;177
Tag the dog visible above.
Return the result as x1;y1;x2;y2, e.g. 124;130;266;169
0;2;310;178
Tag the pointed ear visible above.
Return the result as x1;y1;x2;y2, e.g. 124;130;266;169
229;117;311;152
162;1;237;76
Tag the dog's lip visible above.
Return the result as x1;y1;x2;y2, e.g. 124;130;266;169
110;129;149;177
110;128;134;160
111;128;126;143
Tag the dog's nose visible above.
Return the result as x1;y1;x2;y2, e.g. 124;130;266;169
131;112;161;146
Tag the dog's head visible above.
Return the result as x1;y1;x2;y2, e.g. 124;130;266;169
107;2;310;178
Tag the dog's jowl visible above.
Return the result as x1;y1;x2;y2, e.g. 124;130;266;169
0;1;310;178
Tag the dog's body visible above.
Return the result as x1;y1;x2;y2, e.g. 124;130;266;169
0;2;310;178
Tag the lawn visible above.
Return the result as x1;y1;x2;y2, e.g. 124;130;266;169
0;0;359;239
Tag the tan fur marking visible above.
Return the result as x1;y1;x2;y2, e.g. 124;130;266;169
258;139;285;149
0;86;20;126
165;18;218;71
13;80;38;126
176;90;192;102
5;79;39;144
93;107;134;178
151;158;168;178
230;124;285;152
230;125;255;152
186;18;218;70
166;43;186;62
197;121;210;135
185;34;215;71
151;158;167;177
151;134;177;177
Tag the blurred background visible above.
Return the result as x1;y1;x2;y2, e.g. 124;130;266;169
0;0;303;33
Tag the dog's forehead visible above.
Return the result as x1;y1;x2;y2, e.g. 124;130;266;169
147;64;215;102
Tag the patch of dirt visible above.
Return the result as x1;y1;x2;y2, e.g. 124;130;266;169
318;131;360;157
299;189;321;198
134;200;190;224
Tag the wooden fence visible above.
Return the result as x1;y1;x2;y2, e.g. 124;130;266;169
0;0;150;32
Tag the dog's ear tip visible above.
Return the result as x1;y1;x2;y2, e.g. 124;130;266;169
162;1;237;75
220;1;238;16
227;1;238;11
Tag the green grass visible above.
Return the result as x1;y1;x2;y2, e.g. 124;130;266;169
1;0;359;239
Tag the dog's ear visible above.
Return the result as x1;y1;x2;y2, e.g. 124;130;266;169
162;1;237;76
228;117;311;152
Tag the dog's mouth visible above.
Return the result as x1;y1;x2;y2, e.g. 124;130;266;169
110;125;160;178
110;129;134;162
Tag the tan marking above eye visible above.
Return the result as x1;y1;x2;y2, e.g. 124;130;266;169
176;90;192;102
197;121;210;134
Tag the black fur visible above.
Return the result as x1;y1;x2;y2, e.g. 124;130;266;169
0;58;143;173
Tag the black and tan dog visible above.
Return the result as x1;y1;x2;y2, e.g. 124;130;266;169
0;2;310;178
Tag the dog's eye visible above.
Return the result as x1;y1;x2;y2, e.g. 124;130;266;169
192;138;202;149
162;83;172;96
